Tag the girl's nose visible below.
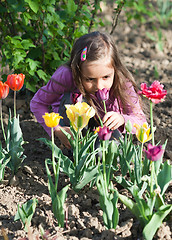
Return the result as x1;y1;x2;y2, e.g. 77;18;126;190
96;79;103;90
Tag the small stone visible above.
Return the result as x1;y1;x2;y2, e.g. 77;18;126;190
101;229;117;240
76;219;85;229
68;204;80;218
82;228;93;239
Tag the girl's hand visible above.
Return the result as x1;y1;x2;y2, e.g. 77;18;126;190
103;111;125;130
54;126;72;149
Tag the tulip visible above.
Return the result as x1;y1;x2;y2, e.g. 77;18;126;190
6;73;25;118
6;73;25;91
144;143;164;162
133;122;152;143
95;88;109;102
0;81;10;141
65;102;95;131
94;126;112;141
139;81;167;104
95;88;110;114
0;81;9;100
42;112;63;128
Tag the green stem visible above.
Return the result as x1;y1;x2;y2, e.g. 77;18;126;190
150;101;154;146
102;141;108;195
0;99;6;142
51;127;57;189
140;142;144;161
98;115;103;127
75;129;79;166
14;91;16;118
103;100;107;114
150;161;154;194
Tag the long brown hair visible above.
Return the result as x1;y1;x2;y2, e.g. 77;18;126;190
66;31;141;114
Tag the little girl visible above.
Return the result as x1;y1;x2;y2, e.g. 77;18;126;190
30;31;147;148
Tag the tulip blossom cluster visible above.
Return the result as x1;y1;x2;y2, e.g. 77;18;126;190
0;81;9;100
139;81;167;104
66;102;95;131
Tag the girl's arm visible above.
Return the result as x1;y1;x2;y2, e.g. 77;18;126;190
30;66;74;136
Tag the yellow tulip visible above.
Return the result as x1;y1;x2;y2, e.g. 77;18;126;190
133;122;152;143
42;112;63;128
65;102;95;131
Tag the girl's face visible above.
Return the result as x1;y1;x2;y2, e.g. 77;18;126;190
81;57;114;95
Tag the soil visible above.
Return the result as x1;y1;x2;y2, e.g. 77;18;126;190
0;3;172;240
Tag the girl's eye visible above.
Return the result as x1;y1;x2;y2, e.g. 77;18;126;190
86;78;94;82
103;75;110;79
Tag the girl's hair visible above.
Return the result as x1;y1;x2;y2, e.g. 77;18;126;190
67;31;140;114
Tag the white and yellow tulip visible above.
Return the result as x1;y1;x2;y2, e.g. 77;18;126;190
66;102;95;131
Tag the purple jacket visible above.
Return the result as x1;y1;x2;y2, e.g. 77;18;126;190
30;66;147;136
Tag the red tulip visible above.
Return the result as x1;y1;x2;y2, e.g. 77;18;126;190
144;143;164;161
94;126;112;141
95;88;109;101
6;73;25;91
0;81;9;99
139;81;167;104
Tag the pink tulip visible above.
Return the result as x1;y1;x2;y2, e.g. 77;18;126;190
95;88;109;101
95;126;112;141
144;143;164;161
139;81;167;104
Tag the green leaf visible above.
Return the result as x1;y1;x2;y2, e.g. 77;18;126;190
6;115;26;174
118;193;140;220
143;204;172;240
21;39;35;49
66;0;78;16
26;59;39;71
146;32;156;41
37;69;47;81
74;165;98;191
157;160;172;196
25;0;39;13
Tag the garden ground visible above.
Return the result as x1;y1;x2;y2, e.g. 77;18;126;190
0;5;172;240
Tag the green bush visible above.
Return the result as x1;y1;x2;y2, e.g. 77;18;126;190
0;0;104;92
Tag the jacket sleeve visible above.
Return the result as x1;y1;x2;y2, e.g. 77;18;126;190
30;66;74;136
119;82;147;134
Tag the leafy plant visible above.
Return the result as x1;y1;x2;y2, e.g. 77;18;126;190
0;0;104;92
115;81;172;240
0;143;11;182
14;198;38;232
3;111;26;176
0;75;26;177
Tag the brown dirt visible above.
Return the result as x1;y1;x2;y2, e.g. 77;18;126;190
0;5;172;240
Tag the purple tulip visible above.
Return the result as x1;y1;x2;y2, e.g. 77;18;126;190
95;88;109;101
144;144;164;161
71;92;83;104
95;126;112;141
